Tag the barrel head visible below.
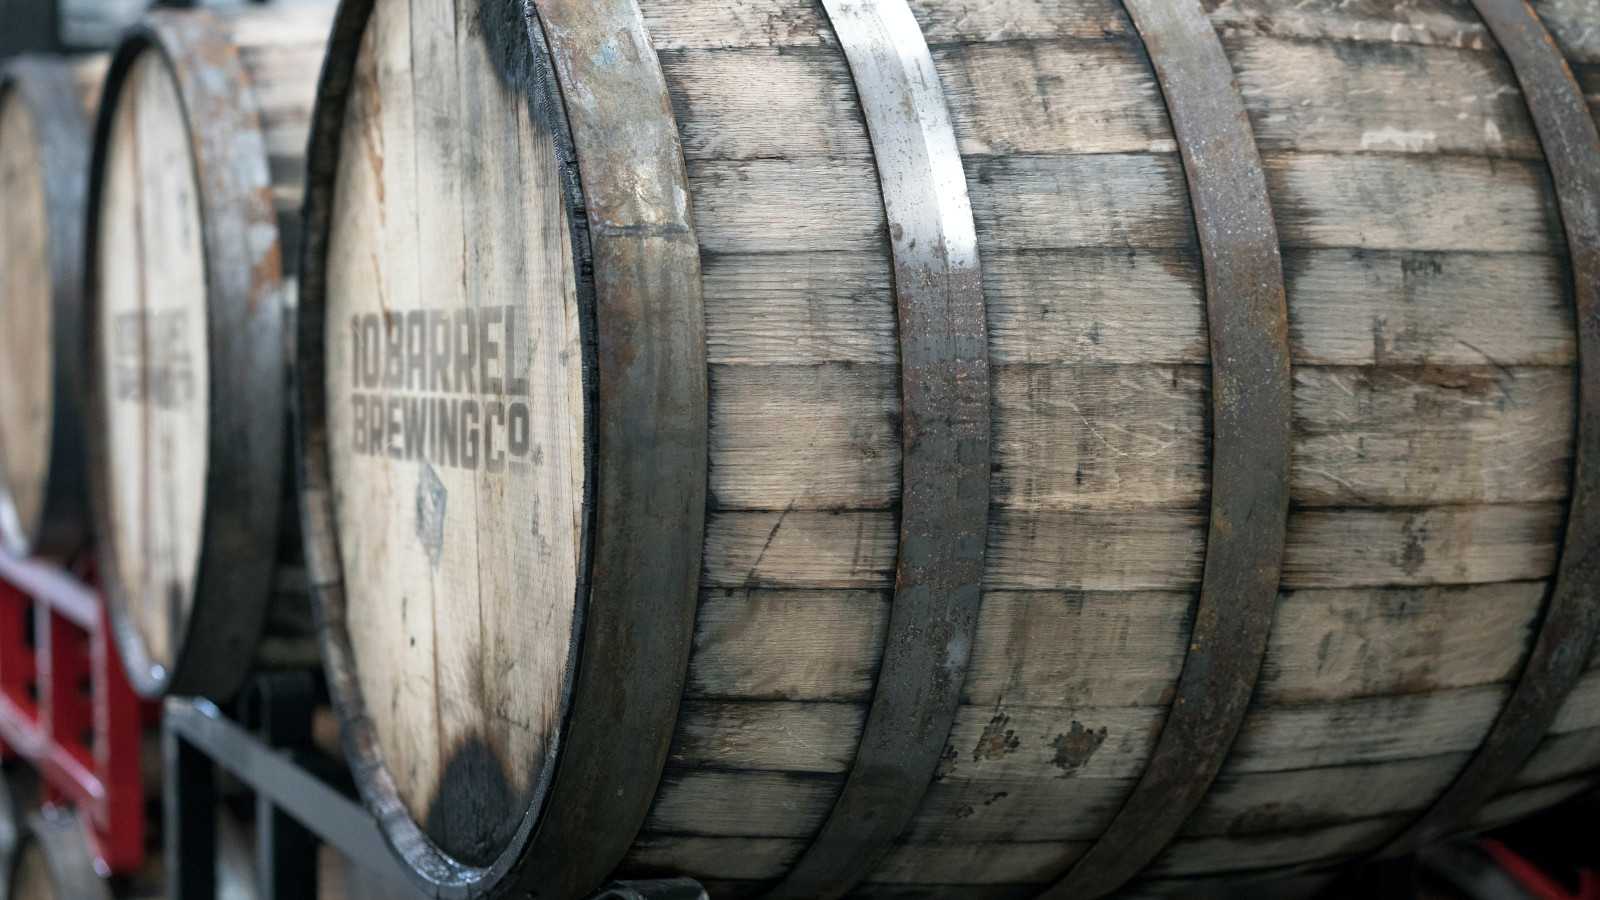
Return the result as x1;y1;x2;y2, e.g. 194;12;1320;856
93;47;211;682
319;0;591;872
87;13;287;702
0;87;55;557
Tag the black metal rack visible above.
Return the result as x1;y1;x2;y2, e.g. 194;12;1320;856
163;672;420;899
163;672;709;900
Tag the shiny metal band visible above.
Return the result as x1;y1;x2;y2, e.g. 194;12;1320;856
1381;0;1600;856
765;0;991;897
1040;2;1293;897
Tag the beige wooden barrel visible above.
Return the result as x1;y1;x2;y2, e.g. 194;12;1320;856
295;0;1600;897
84;4;332;701
0;55;105;559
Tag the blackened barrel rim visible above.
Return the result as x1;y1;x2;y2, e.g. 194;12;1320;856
0;58;91;560
1039;1;1294;897
1374;0;1600;856
84;10;286;701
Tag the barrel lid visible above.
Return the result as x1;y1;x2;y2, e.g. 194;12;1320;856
313;0;592;874
0;85;55;557
94;47;211;681
85;13;286;701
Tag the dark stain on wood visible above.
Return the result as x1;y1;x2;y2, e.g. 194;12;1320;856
1051;721;1108;777
422;734;525;868
973;710;1021;762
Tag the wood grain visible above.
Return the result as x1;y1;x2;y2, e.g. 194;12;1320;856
310;0;1600;889
94;49;210;672
1203;0;1490;50
1228;36;1539;158
0;88;53;548
324;0;586;864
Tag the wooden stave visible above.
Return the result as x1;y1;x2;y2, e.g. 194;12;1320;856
83;7;327;702
0;57;101;560
294;0;1600;890
627;0;1600;890
1038;2;1293;897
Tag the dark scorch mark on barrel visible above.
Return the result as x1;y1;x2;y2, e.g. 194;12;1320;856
415;462;446;567
422;736;522;868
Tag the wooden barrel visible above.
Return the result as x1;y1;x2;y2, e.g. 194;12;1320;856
84;4;331;700
0;55;104;559
295;0;1600;897
6;811;109;900
0;772;23;898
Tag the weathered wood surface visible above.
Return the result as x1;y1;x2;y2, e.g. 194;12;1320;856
0;56;100;558
304;0;1600;894
87;6;329;700
94;47;211;673
627;0;1590;890
322;0;589;867
0;84;55;555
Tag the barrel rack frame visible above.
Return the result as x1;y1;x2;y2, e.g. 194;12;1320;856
0;552;148;878
164;681;710;900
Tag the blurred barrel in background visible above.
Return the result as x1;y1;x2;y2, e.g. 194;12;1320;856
294;0;1600;898
84;4;331;702
0;55;104;559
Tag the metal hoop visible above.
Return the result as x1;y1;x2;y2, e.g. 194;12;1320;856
1039;2;1293;897
765;1;991;896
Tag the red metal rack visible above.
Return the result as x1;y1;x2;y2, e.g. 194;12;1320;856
0;551;149;877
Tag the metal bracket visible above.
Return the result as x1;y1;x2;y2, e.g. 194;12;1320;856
163;686;711;899
164;688;422;900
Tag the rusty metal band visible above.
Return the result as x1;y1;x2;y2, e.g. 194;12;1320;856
297;0;703;896
85;11;286;702
765;2;990;898
1039;2;1292;898
1378;0;1600;857
0;58;91;559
